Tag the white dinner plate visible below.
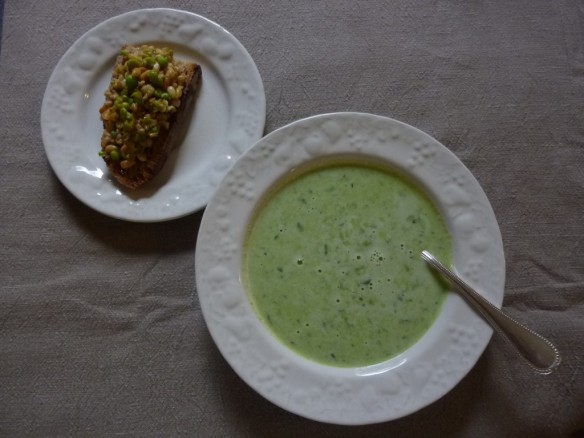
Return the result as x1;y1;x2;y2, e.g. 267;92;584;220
195;112;506;425
41;8;265;222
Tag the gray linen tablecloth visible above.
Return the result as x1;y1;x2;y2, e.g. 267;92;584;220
1;1;583;436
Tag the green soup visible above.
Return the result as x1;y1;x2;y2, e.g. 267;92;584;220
242;162;452;367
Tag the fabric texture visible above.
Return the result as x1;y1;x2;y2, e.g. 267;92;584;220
1;0;583;436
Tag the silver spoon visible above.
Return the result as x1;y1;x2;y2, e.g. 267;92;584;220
421;250;561;374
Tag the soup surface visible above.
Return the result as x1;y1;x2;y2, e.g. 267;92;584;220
242;162;452;367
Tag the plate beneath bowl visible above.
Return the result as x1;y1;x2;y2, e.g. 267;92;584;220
41;8;265;222
195;112;505;425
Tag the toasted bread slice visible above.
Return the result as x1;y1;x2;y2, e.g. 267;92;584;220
99;45;202;189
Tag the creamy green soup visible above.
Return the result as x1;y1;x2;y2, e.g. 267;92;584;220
242;161;452;367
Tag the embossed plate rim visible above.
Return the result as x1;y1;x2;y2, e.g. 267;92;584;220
40;8;265;222
195;112;505;425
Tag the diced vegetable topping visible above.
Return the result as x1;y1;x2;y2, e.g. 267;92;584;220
98;45;190;170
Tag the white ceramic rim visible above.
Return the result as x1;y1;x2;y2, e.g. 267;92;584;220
195;112;505;425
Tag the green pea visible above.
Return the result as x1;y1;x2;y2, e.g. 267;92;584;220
120;50;129;57
120;107;128;121
131;90;143;102
161;92;170;100
156;55;168;69
145;56;156;68
114;96;124;108
148;70;159;85
154;89;162;98
98;150;105;157
125;75;138;90
110;150;120;161
126;57;141;70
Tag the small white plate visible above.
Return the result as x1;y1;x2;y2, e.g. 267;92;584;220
195;112;506;425
41;8;265;222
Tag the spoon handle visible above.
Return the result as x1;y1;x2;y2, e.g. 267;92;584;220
421;251;561;374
